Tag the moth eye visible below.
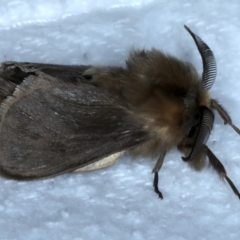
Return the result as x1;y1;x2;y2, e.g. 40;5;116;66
187;113;200;138
83;74;92;80
192;113;200;127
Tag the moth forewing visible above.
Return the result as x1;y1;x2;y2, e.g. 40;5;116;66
0;72;150;178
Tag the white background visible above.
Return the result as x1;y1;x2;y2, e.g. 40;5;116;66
0;1;240;239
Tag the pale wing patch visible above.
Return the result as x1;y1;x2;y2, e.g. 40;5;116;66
74;151;125;173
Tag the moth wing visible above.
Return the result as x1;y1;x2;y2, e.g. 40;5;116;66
0;73;150;178
0;61;93;103
0;61;91;84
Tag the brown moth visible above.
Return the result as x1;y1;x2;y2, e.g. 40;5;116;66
0;25;239;199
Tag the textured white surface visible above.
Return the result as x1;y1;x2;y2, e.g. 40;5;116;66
0;1;240;239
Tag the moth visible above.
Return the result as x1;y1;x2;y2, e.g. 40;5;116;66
0;25;239;200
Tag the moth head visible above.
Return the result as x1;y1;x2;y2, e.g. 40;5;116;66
181;25;216;161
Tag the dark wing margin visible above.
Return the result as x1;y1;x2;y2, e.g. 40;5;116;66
0;73;150;178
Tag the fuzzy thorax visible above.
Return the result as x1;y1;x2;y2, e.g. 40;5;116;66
83;49;211;160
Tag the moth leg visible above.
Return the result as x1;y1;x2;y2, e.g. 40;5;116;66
211;99;240;134
152;151;166;199
204;145;240;199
